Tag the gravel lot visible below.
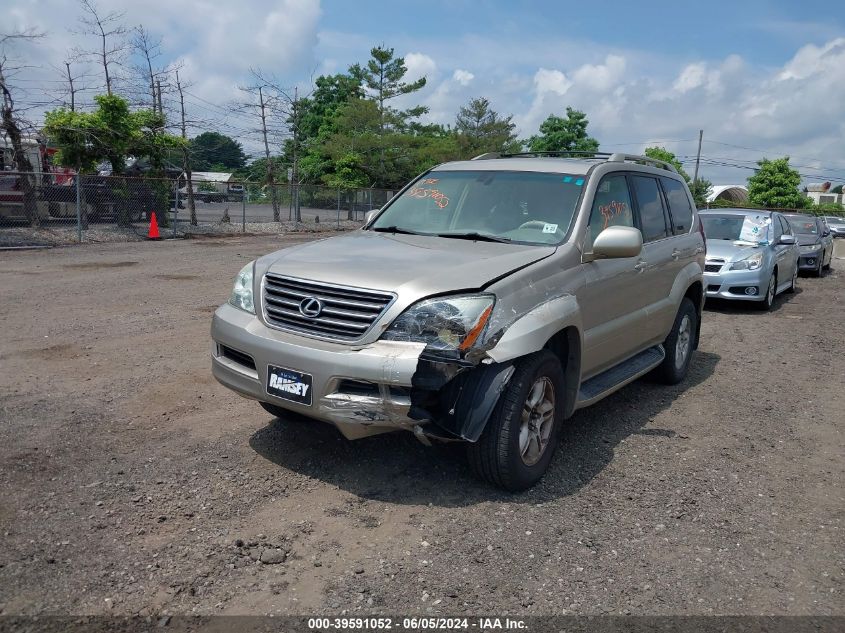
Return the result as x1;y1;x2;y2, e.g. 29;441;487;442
0;235;842;618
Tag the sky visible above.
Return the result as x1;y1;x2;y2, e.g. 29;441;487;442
4;0;845;185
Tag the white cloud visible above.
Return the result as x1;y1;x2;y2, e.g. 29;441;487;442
778;37;845;80
572;54;626;92
403;52;437;83
533;68;573;96
452;69;474;86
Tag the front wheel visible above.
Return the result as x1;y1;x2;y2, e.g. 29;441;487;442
786;265;798;293
467;350;565;491
655;297;697;384
756;271;777;311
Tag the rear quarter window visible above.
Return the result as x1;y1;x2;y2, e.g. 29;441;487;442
660;177;694;235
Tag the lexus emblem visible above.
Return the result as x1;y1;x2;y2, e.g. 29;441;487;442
298;297;323;318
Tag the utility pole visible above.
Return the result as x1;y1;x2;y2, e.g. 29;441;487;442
693;129;703;186
175;70;197;226
65;62;76;112
258;86;280;222
292;85;301;223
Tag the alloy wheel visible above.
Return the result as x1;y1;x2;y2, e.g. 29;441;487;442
518;377;556;466
674;314;692;370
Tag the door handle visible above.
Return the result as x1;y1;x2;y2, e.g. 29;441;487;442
671;249;681;260
634;260;647;272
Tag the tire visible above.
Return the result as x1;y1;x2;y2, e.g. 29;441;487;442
260;402;289;418
655;297;697;384
815;258;823;277
756;270;777;311
467;350;565;491
786;264;798;293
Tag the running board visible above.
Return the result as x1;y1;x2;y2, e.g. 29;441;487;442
575;345;665;409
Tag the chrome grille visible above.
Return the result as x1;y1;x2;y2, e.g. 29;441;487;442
262;274;395;341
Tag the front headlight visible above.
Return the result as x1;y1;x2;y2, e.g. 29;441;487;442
228;262;255;313
800;244;821;254
381;294;495;354
729;252;764;271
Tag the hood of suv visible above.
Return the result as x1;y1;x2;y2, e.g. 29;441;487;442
796;234;820;247
263;231;556;295
705;239;763;262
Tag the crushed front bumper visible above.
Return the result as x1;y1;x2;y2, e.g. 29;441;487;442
211;302;428;439
703;266;768;302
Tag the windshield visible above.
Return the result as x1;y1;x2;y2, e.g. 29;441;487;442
701;214;771;243
785;215;818;235
370;170;585;245
825;216;845;224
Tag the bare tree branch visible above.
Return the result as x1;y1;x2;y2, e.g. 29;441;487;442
76;0;128;95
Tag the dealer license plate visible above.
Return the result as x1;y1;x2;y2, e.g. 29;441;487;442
266;365;313;406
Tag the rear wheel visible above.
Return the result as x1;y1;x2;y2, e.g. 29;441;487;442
655;298;697;384
467;350;565;491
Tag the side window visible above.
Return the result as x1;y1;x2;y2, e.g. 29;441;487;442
772;215;782;241
631;175;669;242
585;174;634;250
660;177;693;235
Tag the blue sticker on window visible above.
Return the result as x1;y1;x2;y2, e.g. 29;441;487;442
563;176;573;183
575;179;584;186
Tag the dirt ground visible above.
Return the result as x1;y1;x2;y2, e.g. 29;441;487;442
0;234;842;618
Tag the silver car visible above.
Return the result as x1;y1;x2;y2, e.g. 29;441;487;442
784;214;834;276
211;152;705;490
824;215;845;238
700;208;799;310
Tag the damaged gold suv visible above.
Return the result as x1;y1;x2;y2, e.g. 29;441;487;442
211;152;706;490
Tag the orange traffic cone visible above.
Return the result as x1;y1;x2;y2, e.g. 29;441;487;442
148;211;161;240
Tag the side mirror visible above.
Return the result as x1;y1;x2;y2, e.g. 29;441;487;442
364;210;378;224
778;234;796;245
590;226;643;259
822;230;831;237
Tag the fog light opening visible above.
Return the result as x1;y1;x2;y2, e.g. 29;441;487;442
806;258;816;266
744;287;758;296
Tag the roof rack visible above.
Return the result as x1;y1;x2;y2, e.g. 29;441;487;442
470;150;678;173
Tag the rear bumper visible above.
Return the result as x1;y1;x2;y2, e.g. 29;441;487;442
210;302;427;438
703;267;768;301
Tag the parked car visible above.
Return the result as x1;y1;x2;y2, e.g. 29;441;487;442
699;209;799;309
824;215;845;238
784;214;833;276
211;152;706;490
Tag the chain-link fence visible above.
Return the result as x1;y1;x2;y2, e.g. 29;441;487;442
0;171;393;247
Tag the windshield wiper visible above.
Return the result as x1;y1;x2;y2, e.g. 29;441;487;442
435;231;513;243
370;225;423;235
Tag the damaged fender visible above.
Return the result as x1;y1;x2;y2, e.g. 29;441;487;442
485;294;583;364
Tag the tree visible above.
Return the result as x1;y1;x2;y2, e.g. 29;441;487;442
353;46;427;131
832;184;843;194
76;0;127;95
645;146;712;207
0;30;45;227
44;94;183;225
455;97;520;155
189;132;246;171
528;107;599;154
353;46;428;182
746;157;810;209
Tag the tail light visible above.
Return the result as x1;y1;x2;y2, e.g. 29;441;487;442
697;214;706;256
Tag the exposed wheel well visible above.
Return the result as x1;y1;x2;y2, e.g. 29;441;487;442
543;326;580;419
684;281;703;349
